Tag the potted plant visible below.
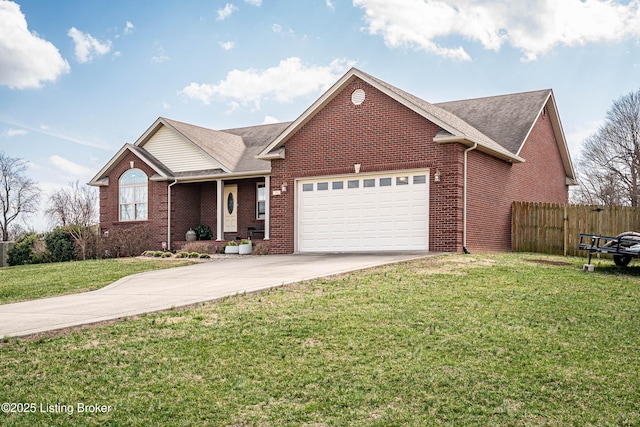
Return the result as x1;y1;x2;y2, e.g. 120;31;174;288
239;239;252;255
224;241;239;254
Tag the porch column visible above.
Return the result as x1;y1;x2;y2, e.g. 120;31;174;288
264;175;270;240
216;180;223;241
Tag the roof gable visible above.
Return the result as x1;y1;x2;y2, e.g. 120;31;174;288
88;144;171;186
435;89;551;155
437;89;575;181
258;68;524;163
140;122;227;173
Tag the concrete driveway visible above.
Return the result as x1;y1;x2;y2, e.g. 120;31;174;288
0;253;431;338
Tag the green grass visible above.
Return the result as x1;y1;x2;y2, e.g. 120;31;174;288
1;253;639;426
0;258;195;305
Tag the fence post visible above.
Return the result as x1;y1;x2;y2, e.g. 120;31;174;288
563;205;568;257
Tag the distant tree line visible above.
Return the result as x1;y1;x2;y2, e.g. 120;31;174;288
1;151;154;265
573;88;640;206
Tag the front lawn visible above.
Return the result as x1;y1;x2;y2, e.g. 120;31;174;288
0;253;638;426
0;258;195;305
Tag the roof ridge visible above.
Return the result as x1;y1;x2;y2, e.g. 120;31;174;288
435;88;552;105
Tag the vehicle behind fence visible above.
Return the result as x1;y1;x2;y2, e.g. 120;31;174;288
511;202;640;256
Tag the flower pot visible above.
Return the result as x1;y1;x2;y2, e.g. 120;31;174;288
225;245;239;254
239;243;252;255
186;229;197;242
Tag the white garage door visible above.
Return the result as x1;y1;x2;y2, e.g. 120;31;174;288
297;171;429;252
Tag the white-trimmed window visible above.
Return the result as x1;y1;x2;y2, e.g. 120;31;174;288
256;182;266;219
119;169;148;221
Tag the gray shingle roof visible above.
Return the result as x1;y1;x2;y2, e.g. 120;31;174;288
221;121;292;171
161;118;291;174
435;89;551;155
361;70;515;157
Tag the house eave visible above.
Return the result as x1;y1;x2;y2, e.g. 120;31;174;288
257;147;285;160
87;177;109;187
433;135;525;164
155;169;272;184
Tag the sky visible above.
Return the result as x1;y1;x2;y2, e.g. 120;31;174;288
1;0;639;232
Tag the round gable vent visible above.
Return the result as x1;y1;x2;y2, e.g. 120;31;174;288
351;89;365;105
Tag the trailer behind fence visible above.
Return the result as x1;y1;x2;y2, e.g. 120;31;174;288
512;202;640;256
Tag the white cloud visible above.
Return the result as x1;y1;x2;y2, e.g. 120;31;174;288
272;24;282;33
0;117;110;149
151;47;169;63
326;0;335;11
219;41;236;51
179;57;355;109
263;115;280;124
49;155;95;178
217;3;238;21
354;0;640;61
0;0;70;89
245;0;262;5
67;27;112;63
124;21;134;35
2;127;28;137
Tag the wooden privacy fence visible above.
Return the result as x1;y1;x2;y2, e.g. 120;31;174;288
512;202;640;256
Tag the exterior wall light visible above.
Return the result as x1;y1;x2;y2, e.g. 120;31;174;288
434;169;441;182
281;182;288;193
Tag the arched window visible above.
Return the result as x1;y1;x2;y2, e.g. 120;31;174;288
119;169;148;221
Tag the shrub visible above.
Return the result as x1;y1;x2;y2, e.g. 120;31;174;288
99;224;153;258
253;241;270;255
194;224;213;240
45;227;76;263
199;253;210;259
182;241;214;254
188;252;200;258
177;251;190;258
154;251;164;257
7;233;42;266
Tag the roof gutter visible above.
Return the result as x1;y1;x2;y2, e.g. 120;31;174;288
152;169;272;184
434;135;525;164
463;142;478;253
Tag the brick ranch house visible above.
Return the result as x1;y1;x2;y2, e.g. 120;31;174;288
89;68;575;254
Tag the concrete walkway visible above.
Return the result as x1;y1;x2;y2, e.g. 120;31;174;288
0;253;431;338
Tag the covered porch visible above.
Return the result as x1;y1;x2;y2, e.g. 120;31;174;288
167;175;271;251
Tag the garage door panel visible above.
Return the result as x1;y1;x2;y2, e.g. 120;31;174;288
298;171;429;252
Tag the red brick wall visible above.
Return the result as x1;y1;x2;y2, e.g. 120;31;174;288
466;108;569;252
270;78;465;254
99;151;168;249
170;183;201;245
99;153;268;251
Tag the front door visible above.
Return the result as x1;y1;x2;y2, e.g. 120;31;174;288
223;184;238;233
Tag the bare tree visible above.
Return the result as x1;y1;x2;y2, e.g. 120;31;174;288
575;89;640;206
0;152;40;241
45;181;98;259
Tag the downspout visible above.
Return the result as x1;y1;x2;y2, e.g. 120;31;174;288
463;142;477;254
167;179;178;250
